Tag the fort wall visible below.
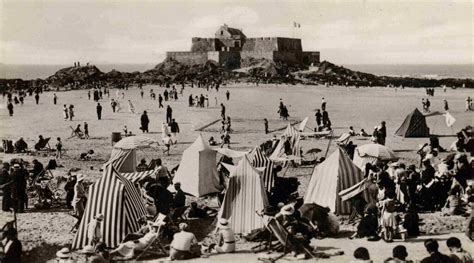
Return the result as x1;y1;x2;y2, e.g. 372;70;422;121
166;52;208;65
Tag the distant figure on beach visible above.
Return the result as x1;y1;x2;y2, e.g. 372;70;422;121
315;109;322;129
264;118;269;134
84;122;89;139
466;96;472;111
220;103;226;119
88;90;91;100
53;93;57;105
7;101;14;116
96;102;102;120
128;100;135;114
140;111;149;133
140;90;144;99
35;93;40;104
444;99;449;111
110;99;117;113
321;97;326;111
226;90;230;101
159;94;164;108
63;105;68;120
166;105;173;124
68;105;75;121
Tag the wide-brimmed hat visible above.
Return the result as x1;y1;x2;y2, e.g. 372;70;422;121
218;218;230;229
56;247;71;259
95;214;104;221
145;196;154;206
76;174;85;181
280;204;295;216
81;245;95;254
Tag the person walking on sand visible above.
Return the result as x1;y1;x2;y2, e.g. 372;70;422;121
321;97;326;111
264;118;269;134
220;103;226;119
226;90;230;101
7;101;14;116
140;89;144;99
63;104;68;120
110;99;117;113
140;111;150;133
128;100;135;114
55;137;63;159
35;93;40;104
444;99;449;111
96;102;102;120
158;94;164;108
53;93;57;105
73;174;86;227
466;96;472;111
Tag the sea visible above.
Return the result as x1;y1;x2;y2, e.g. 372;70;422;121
0;63;473;80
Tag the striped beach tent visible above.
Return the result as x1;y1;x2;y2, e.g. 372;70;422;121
269;124;301;165
121;169;157;184
105;148;136;173
395;108;430;137
304;147;367;215
72;165;147;249
250;147;275;192
218;155;269;234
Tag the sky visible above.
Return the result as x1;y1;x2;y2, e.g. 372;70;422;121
1;0;473;65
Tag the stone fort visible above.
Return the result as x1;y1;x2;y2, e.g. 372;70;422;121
166;24;320;69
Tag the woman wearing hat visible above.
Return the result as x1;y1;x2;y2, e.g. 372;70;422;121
214;218;235;253
73;174;86;223
87;214;104;247
55;247;73;262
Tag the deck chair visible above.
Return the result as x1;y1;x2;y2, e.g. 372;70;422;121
69;126;84;139
134;213;169;260
335;133;351;146
255;214;315;262
34;137;51;151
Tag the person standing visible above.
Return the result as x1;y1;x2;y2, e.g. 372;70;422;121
140;89;144;99
35;93;40;104
68;105;74;121
88;90;91;100
444;99;449;111
110;99;117;113
73;174;86;225
315;109;322;129
466;96;472;111
166;105;173;124
321;97;326;111
170;119;180;143
140;111;150;133
7;101;14;116
264;118;269;134
378;121;387;145
11;164;27;213
220;103;226;119
55;137;63;159
226;90;230;101
84;122;89;139
322;110;329;127
61;104;68;121
53;93;58;105
96;102;102;120
87;214;104;247
0;163;12;211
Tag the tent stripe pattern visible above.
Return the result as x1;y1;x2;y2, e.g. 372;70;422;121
395;108;430;137
72;165;147;249
304;147;367;215
218;155;269;234
250;147;275;192
270;124;301;165
105;148;134;172
121;169;157;184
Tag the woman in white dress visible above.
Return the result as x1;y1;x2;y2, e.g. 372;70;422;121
128;100;135;114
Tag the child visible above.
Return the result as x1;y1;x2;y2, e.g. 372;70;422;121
84;122;89;139
380;190;397;242
55;137;63;159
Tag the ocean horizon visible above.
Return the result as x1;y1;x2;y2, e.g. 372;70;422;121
0;63;473;80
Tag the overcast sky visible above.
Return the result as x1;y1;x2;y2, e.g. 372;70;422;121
1;0;472;65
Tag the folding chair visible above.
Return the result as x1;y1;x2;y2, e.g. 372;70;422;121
69;126;84;139
34;137;51;151
135;214;169;260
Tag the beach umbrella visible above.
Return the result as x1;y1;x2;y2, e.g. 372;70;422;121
113;136;160;150
355;143;397;161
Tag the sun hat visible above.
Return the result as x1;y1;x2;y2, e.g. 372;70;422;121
145;196;154;206
76;174;85;181
280;204;295;216
56;247;71;259
81;245;95;254
218;218;230;229
95;214;104;221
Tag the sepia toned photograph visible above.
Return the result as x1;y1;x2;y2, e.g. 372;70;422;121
0;0;473;262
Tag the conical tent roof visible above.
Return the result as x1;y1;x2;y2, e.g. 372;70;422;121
304;147;366;214
173;135;221;197
218;155;269;233
395;108;430;137
249;147;274;192
270;124;301;164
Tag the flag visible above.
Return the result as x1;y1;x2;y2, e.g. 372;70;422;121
293;22;301;28
444;112;456;127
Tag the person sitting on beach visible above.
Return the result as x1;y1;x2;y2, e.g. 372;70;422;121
80;150;95;161
111;221;162;260
359;129;370;137
420;239;453;263
14;137;28;153
204;218;235;254
348;126;356;136
187;202;216;218
136;159;148;172
170;223;200;260
443;186;465;216
350;205;379;240
446;237;473;263
34;135;48;150
383;245;412;263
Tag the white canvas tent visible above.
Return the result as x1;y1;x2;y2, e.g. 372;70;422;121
218;155;269;234
107;136;160;173
269;124;301;164
352;143;398;170
172;135;221;197
304;147;367;214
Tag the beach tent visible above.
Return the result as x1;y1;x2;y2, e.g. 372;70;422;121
352;143;398;170
72;165;147;249
218;155;269;234
395;108;430;137
304;147;367;215
172;135;221;197
121;169;158;184
249;146;275;192
270;124;301;164
106;136;160;173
